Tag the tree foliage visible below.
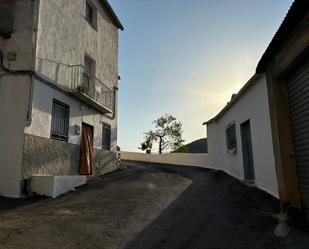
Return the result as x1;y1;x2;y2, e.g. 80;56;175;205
141;114;184;154
138;139;153;151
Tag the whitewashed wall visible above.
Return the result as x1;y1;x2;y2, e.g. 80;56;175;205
36;0;119;90
207;75;278;198
121;152;210;169
25;0;120;151
25;80;117;151
0;1;36;197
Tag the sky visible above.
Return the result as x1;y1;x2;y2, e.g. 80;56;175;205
109;0;294;152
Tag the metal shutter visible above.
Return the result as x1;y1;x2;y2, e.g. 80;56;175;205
287;61;309;219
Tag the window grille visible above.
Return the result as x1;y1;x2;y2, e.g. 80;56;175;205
225;122;237;150
51;99;70;142
102;123;111;150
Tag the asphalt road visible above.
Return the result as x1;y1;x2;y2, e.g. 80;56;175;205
0;161;309;249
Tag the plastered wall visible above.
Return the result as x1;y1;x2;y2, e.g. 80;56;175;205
25;0;119;151
35;0;119;89
207;75;279;198
0;0;36;197
25;80;117;151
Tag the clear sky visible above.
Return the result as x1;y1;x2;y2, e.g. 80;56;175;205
109;0;293;152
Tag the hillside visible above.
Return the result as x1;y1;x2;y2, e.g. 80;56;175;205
174;138;208;153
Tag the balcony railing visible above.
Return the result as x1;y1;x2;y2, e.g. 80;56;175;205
69;65;113;113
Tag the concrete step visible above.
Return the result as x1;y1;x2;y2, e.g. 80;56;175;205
30;175;86;198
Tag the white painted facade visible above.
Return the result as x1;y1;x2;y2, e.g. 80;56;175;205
25;80;117;150
0;0;122;197
0;0;36;197
25;0;119;150
206;75;279;198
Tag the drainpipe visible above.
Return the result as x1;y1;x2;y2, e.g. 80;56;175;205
0;0;40;127
26;0;40;127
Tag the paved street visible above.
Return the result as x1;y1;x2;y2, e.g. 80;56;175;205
0;162;309;249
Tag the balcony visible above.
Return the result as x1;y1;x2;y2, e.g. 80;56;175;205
69;65;113;113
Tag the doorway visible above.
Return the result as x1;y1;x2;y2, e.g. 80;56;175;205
241;120;255;181
79;123;94;175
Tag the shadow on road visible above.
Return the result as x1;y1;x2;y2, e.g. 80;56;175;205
123;162;309;249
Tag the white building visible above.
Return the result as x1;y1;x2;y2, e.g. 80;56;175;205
206;0;309;220
205;74;278;198
0;0;123;198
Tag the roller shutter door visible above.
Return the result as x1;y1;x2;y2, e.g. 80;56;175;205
287;61;309;219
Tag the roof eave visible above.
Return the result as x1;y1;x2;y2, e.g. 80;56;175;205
256;0;308;74
205;74;263;125
100;0;124;31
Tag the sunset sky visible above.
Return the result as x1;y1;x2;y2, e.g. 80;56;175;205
109;0;294;152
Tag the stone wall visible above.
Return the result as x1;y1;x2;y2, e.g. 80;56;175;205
23;134;118;179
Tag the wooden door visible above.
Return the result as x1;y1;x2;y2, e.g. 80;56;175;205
79;123;94;175
241;120;255;181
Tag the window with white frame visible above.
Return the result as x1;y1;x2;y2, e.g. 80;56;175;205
102;123;111;150
225;122;237;151
51;99;70;142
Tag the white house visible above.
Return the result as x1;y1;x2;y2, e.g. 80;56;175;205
0;0;123;198
205;74;279;198
206;0;309;220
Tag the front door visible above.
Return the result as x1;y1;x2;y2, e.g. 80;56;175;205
241;120;255;181
79;123;94;175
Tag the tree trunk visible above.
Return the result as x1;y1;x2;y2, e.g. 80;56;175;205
159;137;162;154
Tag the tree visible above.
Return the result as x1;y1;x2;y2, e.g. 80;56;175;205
141;114;185;154
138;139;153;152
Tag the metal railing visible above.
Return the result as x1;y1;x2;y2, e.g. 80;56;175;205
69;65;113;111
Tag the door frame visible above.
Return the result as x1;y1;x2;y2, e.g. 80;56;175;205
266;51;309;210
79;122;94;175
240;120;255;181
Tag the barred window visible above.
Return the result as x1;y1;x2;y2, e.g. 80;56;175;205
225;122;237;150
102;123;111;150
51;99;70;142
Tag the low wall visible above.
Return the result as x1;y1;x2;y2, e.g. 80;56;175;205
121;151;278;198
121;152;210;168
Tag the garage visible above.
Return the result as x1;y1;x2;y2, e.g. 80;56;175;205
288;61;309;219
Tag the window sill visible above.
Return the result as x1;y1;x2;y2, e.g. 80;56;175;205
51;135;69;143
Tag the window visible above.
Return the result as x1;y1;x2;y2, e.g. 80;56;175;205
225;122;237;151
84;56;93;74
102;123;111;150
85;1;97;28
51;99;70;142
82;56;94;95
